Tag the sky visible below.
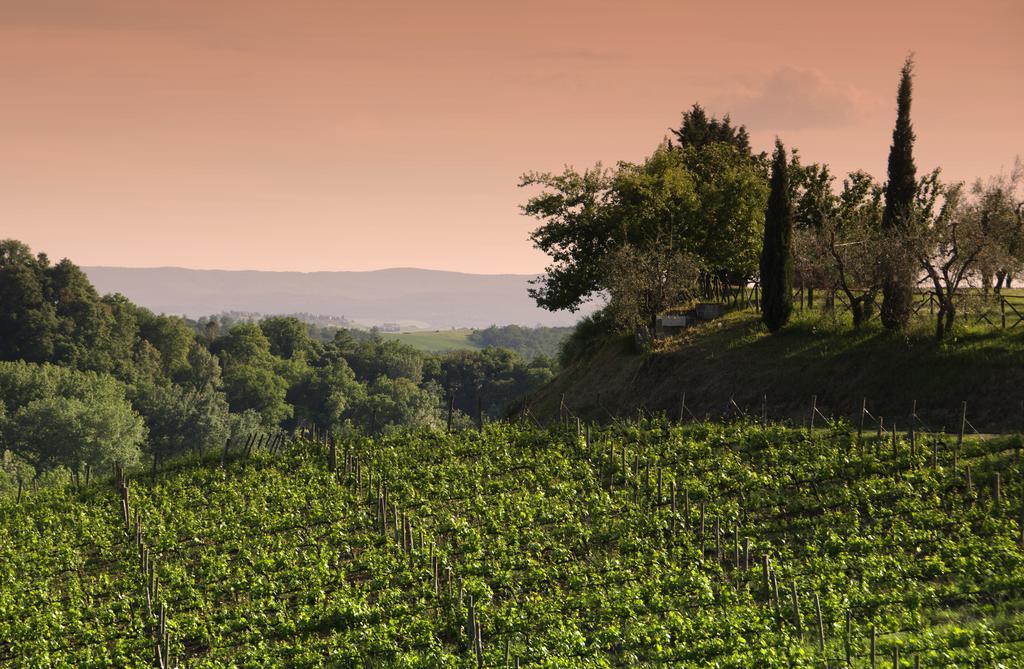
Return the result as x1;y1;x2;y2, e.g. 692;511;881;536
1;0;1021;274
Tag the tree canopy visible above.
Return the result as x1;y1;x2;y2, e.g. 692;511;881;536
522;113;768;327
0;361;146;476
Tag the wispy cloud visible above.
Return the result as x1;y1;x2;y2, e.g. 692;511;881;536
0;1;191;33
714;67;881;131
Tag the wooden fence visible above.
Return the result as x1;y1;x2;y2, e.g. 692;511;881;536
707;283;1024;329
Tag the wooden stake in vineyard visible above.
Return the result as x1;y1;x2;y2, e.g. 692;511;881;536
858;398;866;446
772;572;782;631
670;481;677;536
845;610;852;666
809;395;817;437
762;555;771;599
790;580;802;640
957;401;967;458
814;593;826;664
993;471;1001;510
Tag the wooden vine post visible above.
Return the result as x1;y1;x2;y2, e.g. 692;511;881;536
845;610;852;666
858;398;866;448
956;401;967;467
809;395;817;437
814;593;826;661
790;580;802;641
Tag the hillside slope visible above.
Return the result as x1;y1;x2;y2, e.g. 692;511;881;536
2;424;1022;666
522;312;1024;433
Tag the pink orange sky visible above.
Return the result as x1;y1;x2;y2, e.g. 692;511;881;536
2;0;1021;274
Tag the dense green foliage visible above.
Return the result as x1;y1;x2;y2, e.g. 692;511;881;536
671;103;753;155
760;141;795;332
0;361;146;477
0;241;557;488
466;325;571;360
2;421;1022;666
521;119;768;319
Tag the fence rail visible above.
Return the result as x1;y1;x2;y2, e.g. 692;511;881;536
703;283;1024;329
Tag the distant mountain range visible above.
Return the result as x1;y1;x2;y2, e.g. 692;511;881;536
83;266;596;329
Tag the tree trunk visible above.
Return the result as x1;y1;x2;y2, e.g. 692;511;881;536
850;292;875;329
935;299;956;340
995;270;1007;294
852;298;866;329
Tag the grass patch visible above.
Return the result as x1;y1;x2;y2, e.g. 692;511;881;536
378;329;482;352
524;308;1024;432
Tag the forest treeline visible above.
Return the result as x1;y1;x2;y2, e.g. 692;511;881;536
524;58;1023;345
0;240;557;485
193;314;570;360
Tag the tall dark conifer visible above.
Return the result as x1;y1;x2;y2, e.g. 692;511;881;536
880;56;917;331
760;140;793;333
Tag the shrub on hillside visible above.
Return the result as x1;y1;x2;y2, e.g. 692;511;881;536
559;309;615;367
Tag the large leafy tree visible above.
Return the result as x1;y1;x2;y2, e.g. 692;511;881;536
137;310;194;382
350;376;443;434
260;316;317;360
432;347;553;422
132;380;230;461
47;259;117;371
522;128;767;321
601;144;702;332
682;142;768;278
288;356;365;431
880;56;918;331
521;165;617;312
216;323;293;425
344;337;426;384
760;140;794;332
0;361;146;476
0;240;58;363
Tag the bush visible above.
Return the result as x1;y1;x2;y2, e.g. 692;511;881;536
0;360;146;476
559;309;615;367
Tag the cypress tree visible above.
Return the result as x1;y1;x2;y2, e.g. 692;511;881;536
880;56;917;331
760;139;793;333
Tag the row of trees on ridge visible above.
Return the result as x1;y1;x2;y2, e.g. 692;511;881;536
524;57;1023;341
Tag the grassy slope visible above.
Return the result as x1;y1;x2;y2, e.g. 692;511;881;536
523;310;1024;432
378;329;481;352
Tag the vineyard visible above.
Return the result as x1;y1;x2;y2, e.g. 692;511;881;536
2;419;1023;667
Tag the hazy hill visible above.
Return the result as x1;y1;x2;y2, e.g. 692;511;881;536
83;266;595;329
